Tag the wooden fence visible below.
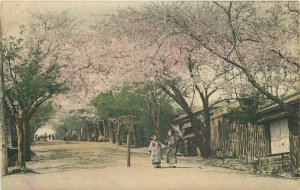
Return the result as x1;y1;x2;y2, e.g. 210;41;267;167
210;120;271;162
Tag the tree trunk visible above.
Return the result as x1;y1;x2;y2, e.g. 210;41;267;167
155;129;161;142
1;120;8;175
10;121;18;147
189;115;211;158
30;128;37;145
97;125;103;141
289;113;300;136
132;124;138;147
25;127;31;161
22;114;31;161
289;131;300;173
16;123;26;168
0;21;8;175
161;83;211;158
83;128;86;141
109;121;115;143
148;116;161;141
289;114;300;172
103;120;107;141
25;134;31;160
203;122;211;158
201;94;212;158
80;127;84;141
115;125;122;145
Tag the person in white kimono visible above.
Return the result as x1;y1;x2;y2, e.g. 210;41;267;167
148;134;165;168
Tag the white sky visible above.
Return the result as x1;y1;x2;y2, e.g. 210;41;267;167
1;1;146;36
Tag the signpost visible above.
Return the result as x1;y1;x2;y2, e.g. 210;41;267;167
127;115;137;167
117;115;137;168
127;133;130;167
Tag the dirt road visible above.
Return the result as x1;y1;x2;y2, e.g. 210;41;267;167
2;141;299;190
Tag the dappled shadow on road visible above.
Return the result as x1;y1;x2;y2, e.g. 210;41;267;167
28;141;140;174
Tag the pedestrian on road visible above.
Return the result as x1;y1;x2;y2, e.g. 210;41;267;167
166;129;177;168
148;134;165;168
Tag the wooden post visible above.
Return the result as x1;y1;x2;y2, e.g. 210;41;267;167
127;134;130;167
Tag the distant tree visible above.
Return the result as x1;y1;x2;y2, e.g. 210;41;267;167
29;102;55;144
132;82;175;141
54;109;95;141
91;85;175;146
91;88;144;145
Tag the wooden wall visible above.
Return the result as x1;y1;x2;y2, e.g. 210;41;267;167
210;120;271;162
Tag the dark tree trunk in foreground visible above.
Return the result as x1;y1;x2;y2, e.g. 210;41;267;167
289;116;300;172
16;122;26;168
0;23;8;175
188;113;211;158
25;125;31;161
161;83;211;158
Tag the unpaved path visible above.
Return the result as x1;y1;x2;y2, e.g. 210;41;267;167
2;141;299;190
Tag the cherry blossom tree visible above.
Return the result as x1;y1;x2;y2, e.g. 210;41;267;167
87;1;299;157
2;10;83;168
89;3;226;157
160;2;298;110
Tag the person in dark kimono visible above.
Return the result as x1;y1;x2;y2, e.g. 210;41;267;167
166;130;177;168
148;134;165;168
